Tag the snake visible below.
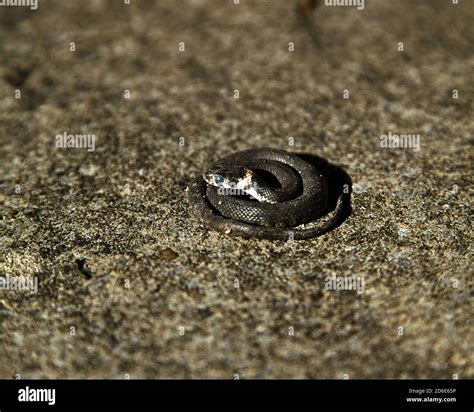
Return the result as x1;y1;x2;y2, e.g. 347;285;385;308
188;148;345;240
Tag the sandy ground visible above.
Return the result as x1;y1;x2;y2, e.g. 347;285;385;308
0;0;472;378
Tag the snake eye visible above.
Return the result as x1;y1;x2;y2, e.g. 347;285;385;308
214;175;224;185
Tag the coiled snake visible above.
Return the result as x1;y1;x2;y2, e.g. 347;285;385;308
188;148;345;240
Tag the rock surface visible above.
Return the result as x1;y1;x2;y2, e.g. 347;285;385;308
0;0;472;378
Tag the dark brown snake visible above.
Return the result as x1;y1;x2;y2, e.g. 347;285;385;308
188;148;345;240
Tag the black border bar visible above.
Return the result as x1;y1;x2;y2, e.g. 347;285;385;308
0;379;472;410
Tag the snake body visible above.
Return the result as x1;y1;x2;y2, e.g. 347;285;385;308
188;148;345;240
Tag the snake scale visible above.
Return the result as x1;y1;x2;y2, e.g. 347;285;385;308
188;148;345;240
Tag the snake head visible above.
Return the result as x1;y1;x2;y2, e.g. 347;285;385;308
203;166;253;190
